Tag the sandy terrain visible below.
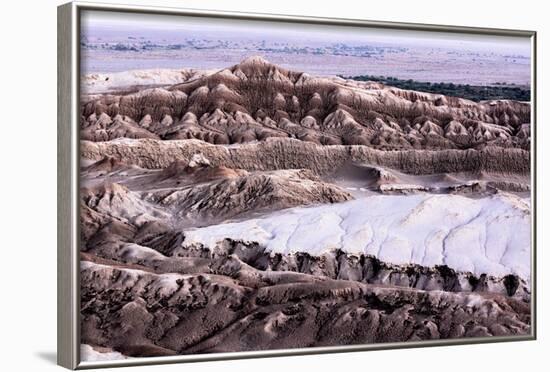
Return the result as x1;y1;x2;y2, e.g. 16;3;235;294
79;57;532;361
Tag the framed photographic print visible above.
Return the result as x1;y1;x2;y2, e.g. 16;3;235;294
57;1;536;369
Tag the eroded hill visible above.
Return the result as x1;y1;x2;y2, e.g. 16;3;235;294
80;56;531;150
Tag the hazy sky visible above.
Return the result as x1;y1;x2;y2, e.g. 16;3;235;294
81;10;531;54
80;10;532;85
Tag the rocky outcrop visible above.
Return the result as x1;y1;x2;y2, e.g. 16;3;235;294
80;57;531;150
81;159;352;230
78;56;532;360
154;169;352;221
80;259;530;357
82;237;530;301
80;171;531;299
81;137;530;176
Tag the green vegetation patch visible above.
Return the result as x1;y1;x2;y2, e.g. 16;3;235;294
343;75;530;102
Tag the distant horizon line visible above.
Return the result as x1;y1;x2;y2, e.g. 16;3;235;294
81;10;532;56
80;55;531;88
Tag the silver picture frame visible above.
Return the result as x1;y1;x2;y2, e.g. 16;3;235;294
57;1;537;369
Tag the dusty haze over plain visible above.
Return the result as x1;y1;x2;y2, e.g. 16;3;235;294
81;10;531;85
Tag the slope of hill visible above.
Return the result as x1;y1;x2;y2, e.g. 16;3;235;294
78;56;532;360
80;56;531;150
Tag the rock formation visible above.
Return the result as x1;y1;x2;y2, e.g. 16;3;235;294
80;57;531;150
78;57;532;360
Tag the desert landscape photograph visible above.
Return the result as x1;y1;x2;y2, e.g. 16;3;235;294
78;10;532;362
